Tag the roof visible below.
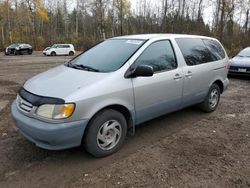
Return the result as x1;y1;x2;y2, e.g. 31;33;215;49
113;33;215;40
53;44;73;45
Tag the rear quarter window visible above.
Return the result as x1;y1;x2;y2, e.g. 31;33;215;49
175;38;214;66
202;39;225;60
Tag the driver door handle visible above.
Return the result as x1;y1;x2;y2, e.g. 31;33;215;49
185;71;193;78
173;73;182;80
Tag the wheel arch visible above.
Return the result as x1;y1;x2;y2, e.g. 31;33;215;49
50;51;56;56
212;79;224;93
82;104;135;142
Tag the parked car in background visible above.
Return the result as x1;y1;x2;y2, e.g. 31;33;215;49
43;44;75;56
5;43;33;55
42;47;50;54
228;47;250;76
11;34;229;157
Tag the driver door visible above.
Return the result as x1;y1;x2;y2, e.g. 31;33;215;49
131;40;184;124
56;45;64;55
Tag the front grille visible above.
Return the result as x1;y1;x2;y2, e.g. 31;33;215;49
7;48;16;54
229;66;237;70
17;95;33;113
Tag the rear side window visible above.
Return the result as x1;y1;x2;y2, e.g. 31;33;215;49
63;45;70;48
133;40;177;72
175;38;213;66
203;39;225;60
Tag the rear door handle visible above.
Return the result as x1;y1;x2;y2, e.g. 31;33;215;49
185;71;193;78
174;73;182;80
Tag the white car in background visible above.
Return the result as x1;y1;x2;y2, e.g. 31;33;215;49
43;44;75;56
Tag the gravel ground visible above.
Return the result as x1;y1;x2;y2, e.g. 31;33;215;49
0;52;249;188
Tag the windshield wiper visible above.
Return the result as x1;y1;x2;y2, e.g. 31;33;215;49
66;62;100;72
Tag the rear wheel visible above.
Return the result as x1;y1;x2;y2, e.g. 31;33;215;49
69;51;74;56
84;109;127;157
199;84;220;113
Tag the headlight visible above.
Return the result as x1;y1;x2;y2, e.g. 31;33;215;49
36;103;75;119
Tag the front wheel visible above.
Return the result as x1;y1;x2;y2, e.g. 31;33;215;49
199;84;221;113
51;51;56;56
83;109;127;157
14;50;19;55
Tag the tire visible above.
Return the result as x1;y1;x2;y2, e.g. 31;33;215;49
28;49;32;55
14;50;19;55
199;84;221;113
51;51;56;56
84;109;127;157
69;51;74;56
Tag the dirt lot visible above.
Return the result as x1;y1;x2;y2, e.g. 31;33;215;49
0;52;249;188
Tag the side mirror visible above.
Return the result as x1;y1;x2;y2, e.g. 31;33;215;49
125;65;154;78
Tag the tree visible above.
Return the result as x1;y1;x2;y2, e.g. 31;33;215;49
114;0;131;35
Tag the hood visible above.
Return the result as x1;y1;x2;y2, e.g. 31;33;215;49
44;47;50;51
8;44;20;49
24;65;110;99
230;56;250;67
46;47;55;52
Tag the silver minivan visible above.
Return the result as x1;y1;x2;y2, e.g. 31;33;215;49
11;34;229;157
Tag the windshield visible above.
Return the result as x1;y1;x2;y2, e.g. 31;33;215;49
51;44;58;48
238;47;250;57
9;44;19;48
67;39;145;72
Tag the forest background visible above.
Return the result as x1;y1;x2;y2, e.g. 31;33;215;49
0;0;250;56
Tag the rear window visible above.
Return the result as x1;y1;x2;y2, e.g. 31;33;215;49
202;39;225;60
175;38;214;66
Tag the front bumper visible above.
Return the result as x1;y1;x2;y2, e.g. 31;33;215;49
5;48;16;55
11;102;88;150
228;70;250;76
